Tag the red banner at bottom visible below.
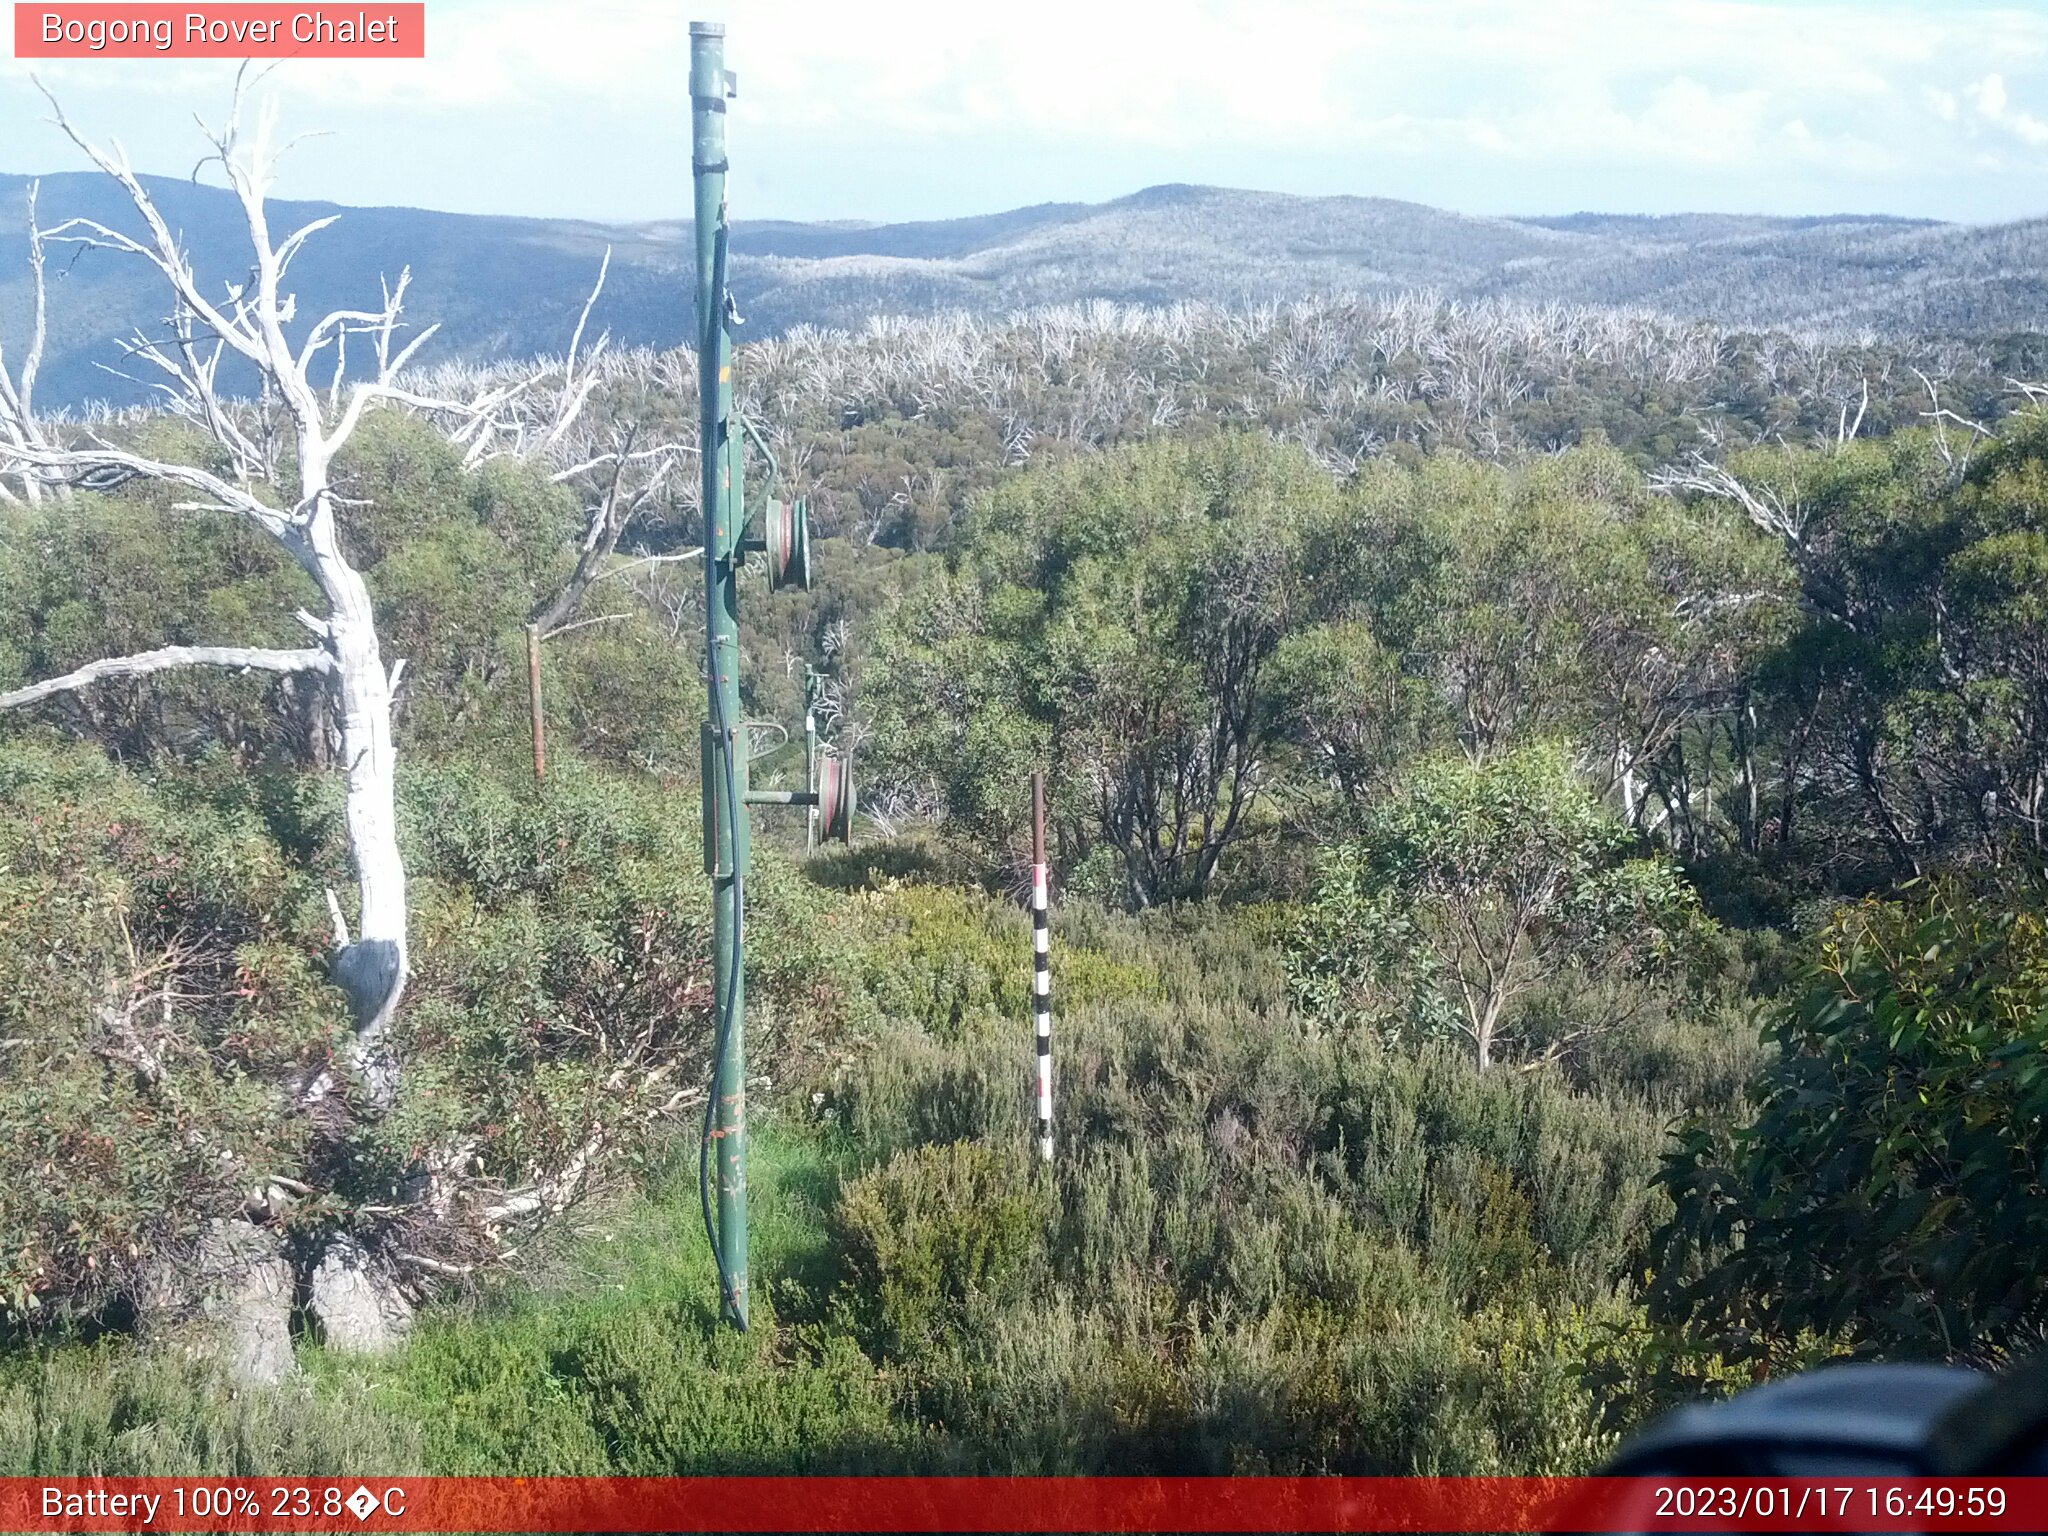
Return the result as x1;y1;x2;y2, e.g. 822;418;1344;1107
4;1476;2045;1533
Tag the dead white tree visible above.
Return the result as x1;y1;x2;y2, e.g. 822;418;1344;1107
2;78;450;1089
1912;366;1994;480
0;77;592;1368
0;181;57;504
1650;450;1812;552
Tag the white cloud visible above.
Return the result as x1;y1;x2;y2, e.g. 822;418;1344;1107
1969;72;2011;118
230;0;2048;148
355;0;2048;172
6;0;2048;220
1965;69;2048;146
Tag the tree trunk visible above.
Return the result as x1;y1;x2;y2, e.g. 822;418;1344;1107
134;1218;296;1385
308;1235;414;1354
310;513;407;1107
1472;987;1503;1073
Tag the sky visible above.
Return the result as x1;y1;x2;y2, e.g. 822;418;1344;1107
3;0;2048;226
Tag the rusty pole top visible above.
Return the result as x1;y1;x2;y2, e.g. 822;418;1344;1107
1031;771;1046;871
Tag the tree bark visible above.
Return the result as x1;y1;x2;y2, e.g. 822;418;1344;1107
134;1218;296;1385
307;510;407;1105
308;1234;414;1354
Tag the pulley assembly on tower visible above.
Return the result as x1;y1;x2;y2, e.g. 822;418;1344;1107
692;17;852;1332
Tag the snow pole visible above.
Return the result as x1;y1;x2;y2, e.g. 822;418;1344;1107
1032;772;1053;1163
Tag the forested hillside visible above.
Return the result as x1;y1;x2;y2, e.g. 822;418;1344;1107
6;171;2048;410
5;145;2048;1476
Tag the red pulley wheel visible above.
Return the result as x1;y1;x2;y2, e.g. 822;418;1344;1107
816;749;855;844
765;496;812;592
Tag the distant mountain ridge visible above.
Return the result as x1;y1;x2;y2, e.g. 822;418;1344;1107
0;173;2039;410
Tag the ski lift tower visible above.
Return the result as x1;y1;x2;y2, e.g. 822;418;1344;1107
691;21;855;1331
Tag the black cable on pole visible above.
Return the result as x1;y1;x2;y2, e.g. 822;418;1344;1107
699;678;745;1328
698;213;748;1331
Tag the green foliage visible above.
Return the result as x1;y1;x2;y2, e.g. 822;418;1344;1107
1314;1044;1671;1303
0;778;1736;1475
851;886;1158;1043
15;290;2048;1483
832;1142;1050;1356
1331;443;1789;772
0;410;693;778
806;900;1678;1472
864;433;1339;904
1289;747;1714;1069
1650;884;2048;1371
0;1128;911;1477
0;1345;423;1476
0;738;858;1331
0;741;345;1328
1683;417;2048;884
362;1126;916;1477
379;758;860;1206
0;441;316;760
1266;618;1428;819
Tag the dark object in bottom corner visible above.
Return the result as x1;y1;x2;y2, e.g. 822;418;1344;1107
1604;1358;2048;1529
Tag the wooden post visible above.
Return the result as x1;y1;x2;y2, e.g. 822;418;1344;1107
1031;771;1052;1163
525;622;547;782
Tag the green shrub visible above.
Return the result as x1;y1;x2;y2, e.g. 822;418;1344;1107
1286;746;1716;1071
1651;884;2048;1371
1316;1044;1668;1305
0;1345;422;1476
0;742;345;1330
383;1323;610;1474
833;1142;1050;1356
851;886;1159;1043
382;757;865;1202
829;1025;1024;1154
556;1311;906;1474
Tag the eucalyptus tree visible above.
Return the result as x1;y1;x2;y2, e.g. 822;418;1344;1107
1292;746;1709;1072
1333;442;1788;837
0;80;595;1370
1654;414;2048;876
864;433;1336;905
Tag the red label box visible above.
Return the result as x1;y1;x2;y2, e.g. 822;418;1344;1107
5;1476;2048;1533
13;4;425;58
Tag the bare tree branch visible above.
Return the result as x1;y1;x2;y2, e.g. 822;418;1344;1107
1;439;302;543
530;429;691;636
0;181;57;504
0;644;332;710
1650;451;1809;549
542;611;632;641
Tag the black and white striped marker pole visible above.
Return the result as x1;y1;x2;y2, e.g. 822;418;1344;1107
1031;771;1053;1163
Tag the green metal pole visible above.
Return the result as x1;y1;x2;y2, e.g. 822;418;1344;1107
692;19;747;1330
805;672;820;851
